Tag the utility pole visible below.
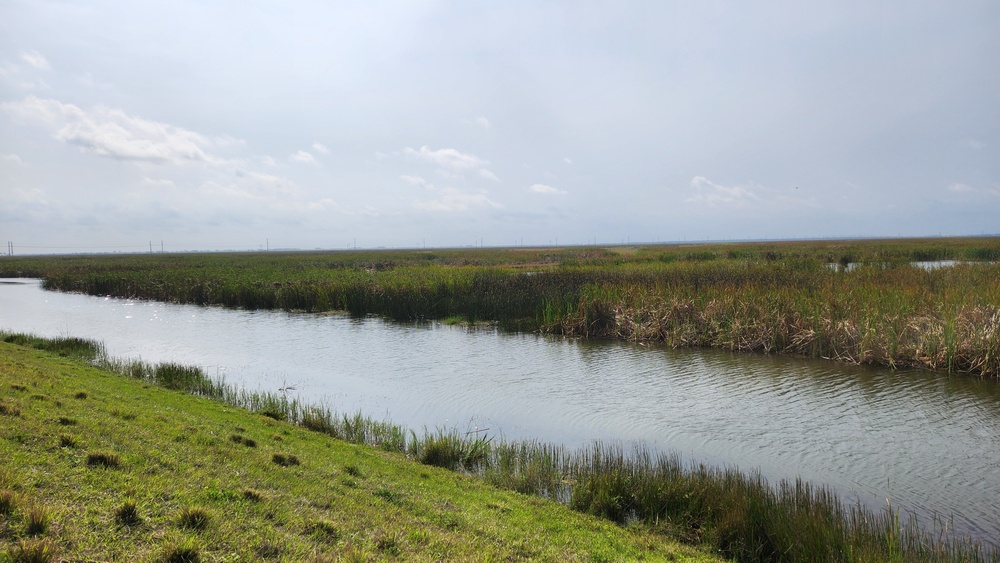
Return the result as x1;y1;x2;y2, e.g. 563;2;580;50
161;240;164;253
149;241;153;254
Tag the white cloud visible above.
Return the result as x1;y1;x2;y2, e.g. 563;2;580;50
2;96;217;164
965;139;984;150
563;157;573;165
403;145;499;183
312;142;330;154
19;51;50;70
529;183;567;195
404;145;487;170
948;182;973;193
413;187;501;212
290;150;317;164
400;175;434;190
685;176;761;205
2;154;24;165
479;169;500;182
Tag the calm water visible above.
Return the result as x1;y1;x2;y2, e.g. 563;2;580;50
1;279;998;543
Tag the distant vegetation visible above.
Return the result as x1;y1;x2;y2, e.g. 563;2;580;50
2;237;999;378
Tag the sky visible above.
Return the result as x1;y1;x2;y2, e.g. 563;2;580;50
1;1;998;254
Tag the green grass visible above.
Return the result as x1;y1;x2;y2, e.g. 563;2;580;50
0;339;720;562
2;237;998;377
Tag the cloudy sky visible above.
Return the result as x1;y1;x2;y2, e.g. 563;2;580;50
1;1;997;253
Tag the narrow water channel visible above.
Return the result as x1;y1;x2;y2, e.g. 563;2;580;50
1;279;998;543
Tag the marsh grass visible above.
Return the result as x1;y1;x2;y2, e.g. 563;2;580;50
411;429;491;471
4;238;999;378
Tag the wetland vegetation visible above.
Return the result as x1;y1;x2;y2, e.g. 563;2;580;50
2;333;997;562
2;237;999;378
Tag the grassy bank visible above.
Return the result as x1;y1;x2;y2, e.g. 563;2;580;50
0;337;720;562
2;334;996;561
1;238;998;378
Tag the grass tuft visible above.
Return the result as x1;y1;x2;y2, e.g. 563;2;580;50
7;539;57;563
0;401;21;417
241;488;264;502
162;539;200;563
25;505;49;536
73;391;87;399
86;451;120;469
57;434;77;448
304;519;340;543
0;489;16;515
271;453;299;467
375;530;402;555
115;498;141;526
57;416;76;426
177;506;211;531
229;434;257;448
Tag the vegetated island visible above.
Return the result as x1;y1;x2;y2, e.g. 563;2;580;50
2;237;998;378
2;334;997;562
